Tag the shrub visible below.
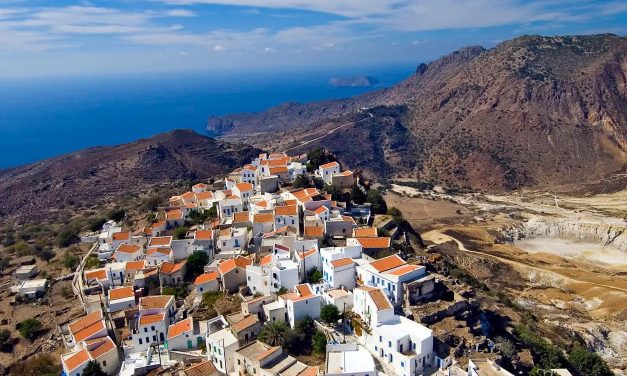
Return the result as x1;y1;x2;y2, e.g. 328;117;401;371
82;360;107;376
312;331;327;355
306;148;336;172
39;249;55;263
63;252;80;271
307;267;323;284
293;175;313;189
320;304;341;325
17;319;42;341
188;210;209;225
84;255;100;270
568;345;613;376
0;329;13;352
366;189;387;214
88;217;107;232
162;285;189;300
57;226;79;247
351;184;366;204
387;207;403;218
186;251;209;279
174;226;189;240
107;209;125;222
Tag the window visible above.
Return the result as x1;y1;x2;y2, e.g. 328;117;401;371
153;335;156;341
238;360;241;365
379;336;382;342
401;362;405;368
146;336;149;343
151;326;155;331
388;341;392;348
139;338;143;344
103;361;107;367
144;327;147;333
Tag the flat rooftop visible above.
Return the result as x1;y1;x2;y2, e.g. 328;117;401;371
326;345;375;374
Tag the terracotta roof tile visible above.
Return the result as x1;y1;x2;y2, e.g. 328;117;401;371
88;336;116;359
259;254;273;266
369;254;405;272
304;226;324;238
387;264;421;276
319;161;339;169
356;237;391;249
84;268;107;280
233;211;251;223
231;314;258;332
184;361;218;376
314;206;328;215
109;286;134;301
139;313;165;326
63;348;90;372
368;288;392;311
253;213;274;223
274;205;298;216
297;248;317;259
149;236;172;247
330;257;354;268
195;230;212;240
73;320;105;343
116;243;141;254
112;231;130;241
255;345;281;361
125;260;146;271
218;256;252;274
194;272;218;285
235;182;254;192
168;317;193;339
160;260;186;274
140;295;173;310
68;311;103;336
353;227;377;238
196;191;214;200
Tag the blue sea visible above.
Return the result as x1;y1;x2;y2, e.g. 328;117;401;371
0;65;413;169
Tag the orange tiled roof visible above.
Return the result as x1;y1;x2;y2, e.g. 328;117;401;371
116;243;141;254
356;237;391;249
193;183;207;189
260;158;288;167
231;314;258;332
275;205;297;216
330;257;354;268
139;313;165;326
243;164;257;171
194;272;218;285
184;360;218;376
367;287;392;310
319;161;339;169
387;264;421;276
153;220;167;228
269;166;288;174
125;260;146;271
196;191;214;200
149;236;172;246
181;191;196;200
73;320;105;343
63;348;90;372
166;209;184;220
109;286;134;301
253;213;274;223
195;230;212;240
340;170;353;177
168;317;193;339
295;283;313;297
259;254;273;266
235;182;253;192
112;231;130;241
69;311;103;337
84;268;107;280
140;295;173;310
218;256;252;274
304;226;324;238
369;254;405;272
255;345;281;361
160;260;186;274
283;199;297;206
314;206;328;215
353;227;377;237
297;248;317;259
233;211;250;223
88;336;116;359
146;247;172;256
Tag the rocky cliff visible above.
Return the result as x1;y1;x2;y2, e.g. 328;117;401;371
209;34;627;192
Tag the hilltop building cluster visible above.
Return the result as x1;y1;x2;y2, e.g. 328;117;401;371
54;151;486;376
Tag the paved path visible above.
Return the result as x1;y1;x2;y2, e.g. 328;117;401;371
283;112;372;153
72;242;98;313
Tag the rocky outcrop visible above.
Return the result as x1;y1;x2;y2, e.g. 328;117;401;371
503;217;627;252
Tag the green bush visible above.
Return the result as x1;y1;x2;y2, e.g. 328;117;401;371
568;345;613;376
88;218;107;232
307;267;323;284
82;360;107;376
107;209;125;222
387;207;403;218
17;319;43;341
366;189;387;214
174;226;189;240
312;331;327;355
63;252;80;271
320;304;341;325
38;249;55;263
186;251;209;279
57;226;79;247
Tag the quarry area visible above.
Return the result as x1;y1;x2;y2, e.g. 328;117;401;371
387;184;627;374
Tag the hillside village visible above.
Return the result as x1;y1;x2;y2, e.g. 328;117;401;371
6;150;577;376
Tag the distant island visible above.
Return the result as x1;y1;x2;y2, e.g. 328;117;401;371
328;75;379;87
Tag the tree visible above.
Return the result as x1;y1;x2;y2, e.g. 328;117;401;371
306;148;336;172
387;207;403;219
88;217;107;232
277;287;288;296
258;321;288;346
39;249;55;263
307;267;323;284
320;304;341;325
293;175;313;189
0;257;9;275
366;189;387;214
187;251;209;279
107;209;125;222
207;206;218;219
18;319;42;341
351;184;366;204
188;210;209;225
57;226;79;247
568;345;613;376
174;226;189;240
63;252;79;271
495;336;516;360
82;360;107;376
312;331;327;355
0;329;12;352
295;316;316;340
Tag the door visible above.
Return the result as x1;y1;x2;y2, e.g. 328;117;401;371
187;340;193;349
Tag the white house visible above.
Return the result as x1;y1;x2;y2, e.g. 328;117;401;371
107;286;136;313
364;315;434;376
233;182;255;205
194;271;219;295
318;161;340;184
61;336;119;376
326;343;377;376
167;317;206;351
16;278;47;299
146;247;174;266
219;195;244;218
246;255;299;296
323;288;353;314
294;248;320;278
139;295;176;323
252;213;275;235
467;359;516;376
324;257;356;290
113;243;143;263
352;286;394;327
206;324;239;373
66;311;108;350
356;255;427;306
132;311;168;353
278;283;321;328
274;205;299;232
240;165;259;185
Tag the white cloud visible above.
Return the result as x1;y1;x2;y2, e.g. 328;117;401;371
263;46;275;52
213;44;226;51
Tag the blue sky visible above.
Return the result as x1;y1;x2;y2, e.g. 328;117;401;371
0;0;626;78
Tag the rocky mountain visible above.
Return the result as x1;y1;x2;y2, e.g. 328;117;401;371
208;34;627;192
0;129;260;221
